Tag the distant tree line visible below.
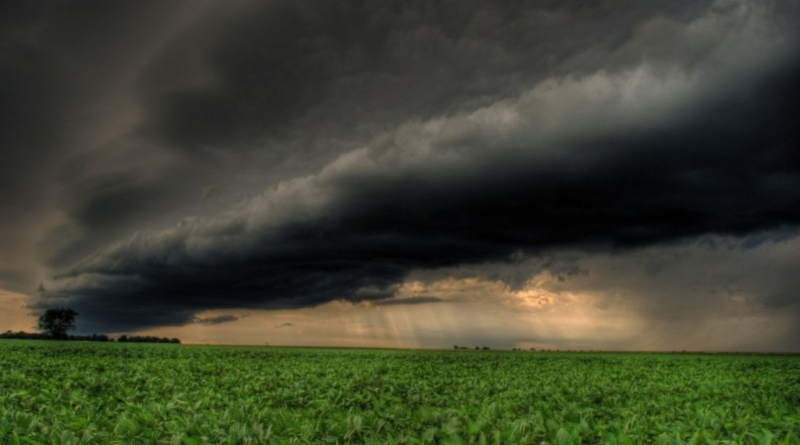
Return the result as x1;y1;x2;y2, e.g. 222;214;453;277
0;308;180;344
117;335;180;344
1;331;111;341
453;345;544;352
0;331;179;343
1;331;49;340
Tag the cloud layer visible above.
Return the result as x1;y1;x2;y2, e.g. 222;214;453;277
2;1;799;343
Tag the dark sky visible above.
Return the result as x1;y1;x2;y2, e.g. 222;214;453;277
1;0;799;350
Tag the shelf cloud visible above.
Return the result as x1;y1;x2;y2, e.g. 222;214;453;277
1;0;798;349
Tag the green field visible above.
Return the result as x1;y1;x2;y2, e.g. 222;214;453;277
1;341;798;444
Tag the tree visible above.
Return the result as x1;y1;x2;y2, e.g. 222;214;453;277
37;308;78;339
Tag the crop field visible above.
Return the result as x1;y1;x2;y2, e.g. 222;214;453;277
1;341;799;444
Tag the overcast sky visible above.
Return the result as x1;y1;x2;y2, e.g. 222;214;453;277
1;0;799;351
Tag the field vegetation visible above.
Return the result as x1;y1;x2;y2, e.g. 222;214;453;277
1;340;798;444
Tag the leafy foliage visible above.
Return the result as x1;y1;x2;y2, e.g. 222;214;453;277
1;341;798;444
37;308;78;339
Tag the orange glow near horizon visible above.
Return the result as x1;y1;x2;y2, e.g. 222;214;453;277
0;289;37;333
131;274;649;350
4;271;792;352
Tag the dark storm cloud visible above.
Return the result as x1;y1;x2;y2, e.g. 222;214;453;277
137;0;712;161
44;162;210;271
0;0;186;177
0;1;70;291
22;0;800;333
194;314;239;325
0;0;195;293
374;297;445;306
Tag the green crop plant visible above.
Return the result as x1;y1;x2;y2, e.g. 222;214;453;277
1;340;798;444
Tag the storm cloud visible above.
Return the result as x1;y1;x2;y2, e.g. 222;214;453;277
2;1;799;344
374;297;446;307
194;314;240;326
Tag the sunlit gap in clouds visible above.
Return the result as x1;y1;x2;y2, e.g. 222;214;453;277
129;274;646;350
388;274;645;351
